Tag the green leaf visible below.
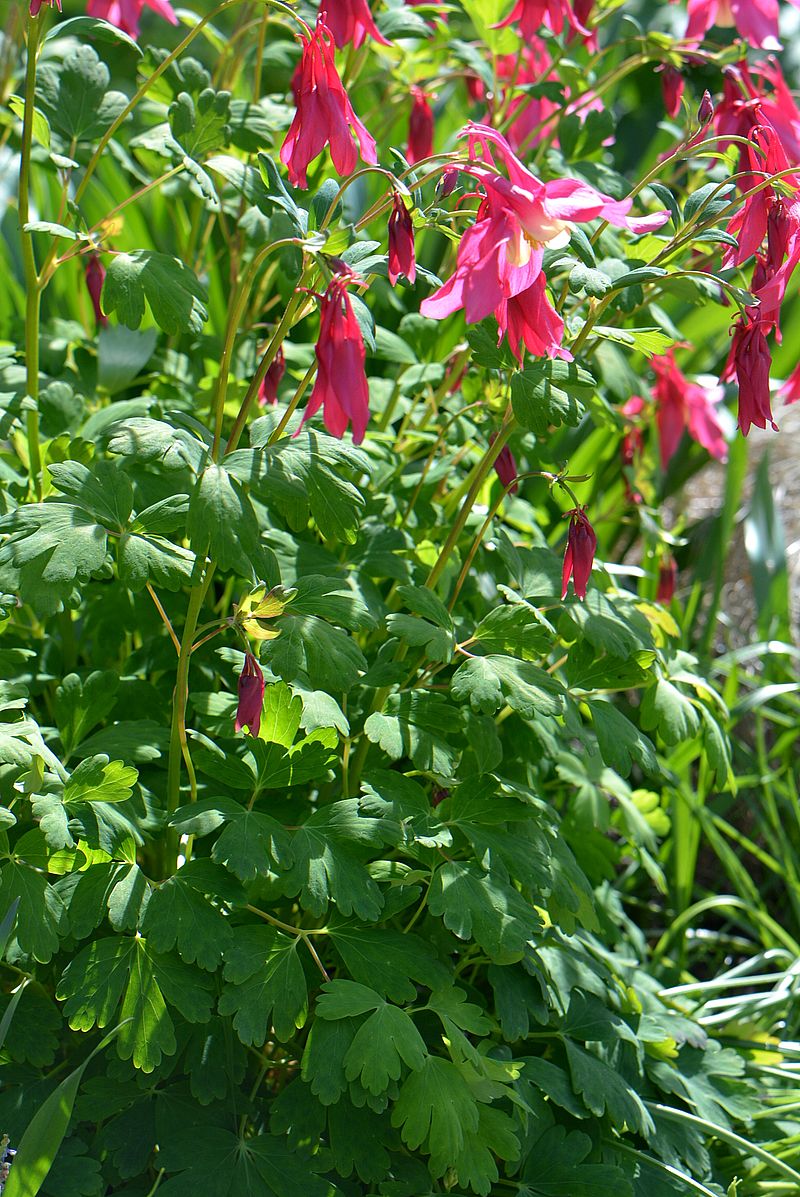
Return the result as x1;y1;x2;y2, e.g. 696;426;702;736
301;1016;359;1105
267;614;367;693
316;980;384;1019
169;88;231;158
511;361;595;436
219;926;308;1043
48;461;133;530
521;1121;634;1196
473;604;552;658
56;936;213;1072
54;672;119;757
428;862;540;963
279;811;384;922
392;1056;480;1173
564;1039;654;1137
451;654;564;718
117;532;195;591
594;326;675;357
344;1003;427;1095
569;264;613;297
157;1127;331;1197
187;464;263;575
8;95;51;148
466;320;517;370
0;503;109;617
364;691;463;778
588;701;659;777
44;14;143;55
211;811;292;882
140;863;234;970
64;756;138;805
640;679;700;745
0;863;65;963
97;326;158;393
230;426;368;544
103;251;208;335
37;45;127;140
328;923;449;1001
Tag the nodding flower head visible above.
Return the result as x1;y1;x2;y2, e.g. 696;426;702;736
387;192;416;287
561;507;597;601
280;13;377;188
300;270;371;443
235;652;265;736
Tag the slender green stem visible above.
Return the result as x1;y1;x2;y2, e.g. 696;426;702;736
646;1104;800;1187
18;16;42;500
224;266;314;455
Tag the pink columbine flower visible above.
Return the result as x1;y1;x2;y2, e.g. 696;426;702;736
657;557;678;604
85;255;108;329
408;87;434;164
258;346;286;406
495;273;572;363
652;350;728;467
281;13;377;189
322;0;390;48
779;361;800;405
301;271;370;443
86;0;177;37
235;652;265;736
722;311;777;436
685;0;790;50
495;0;589;39
561;508;597;601
621;395;645;505
421;123;668;328
29;0;61;14
388;192;416;286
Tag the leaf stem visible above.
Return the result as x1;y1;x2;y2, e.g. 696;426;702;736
18;15;43;501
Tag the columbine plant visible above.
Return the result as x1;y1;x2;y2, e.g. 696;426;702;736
2;1;800;1196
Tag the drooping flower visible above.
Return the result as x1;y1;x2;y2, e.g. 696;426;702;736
29;0;61;15
86;0;177;38
685;0;785;50
657;556;678;604
301;271;370;443
490;435;519;493
659;66;684;118
322;0;390;48
495;0;588;39
620;395;645;504
722;311;777;436
779;360;800;404
388;192;416;286
561;507;597;601
258;346;286;406
85;255;107;329
407;87;434;164
281;13;377;188
235;652;265;736
495;273;571;362
421;123;668;327
651;350;728;467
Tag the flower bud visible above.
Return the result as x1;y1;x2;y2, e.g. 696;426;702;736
698;90;714;126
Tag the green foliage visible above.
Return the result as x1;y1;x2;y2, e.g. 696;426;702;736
2;5;799;1197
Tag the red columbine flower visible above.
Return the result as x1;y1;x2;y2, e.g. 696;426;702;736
495;273;571;363
621;395;645;505
659;66;684;118
407;87;434;164
86;0;177;37
235;652;265;736
322;0;390;47
492;440;519;493
388;192;416;286
301;271;370;443
258;346;286;407
722;311;777;436
29;0;61;14
652;350;727;467
495;0;589;39
85;255;107;329
561;508;596;601
657;557;678;604
281;13;377;189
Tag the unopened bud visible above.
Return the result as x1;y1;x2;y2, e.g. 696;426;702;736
698;90;714;126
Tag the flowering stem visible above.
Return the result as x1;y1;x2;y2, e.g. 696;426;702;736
224;266;315;456
165;560;216;867
211;238;303;459
426;413;515;590
18;16;42;501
